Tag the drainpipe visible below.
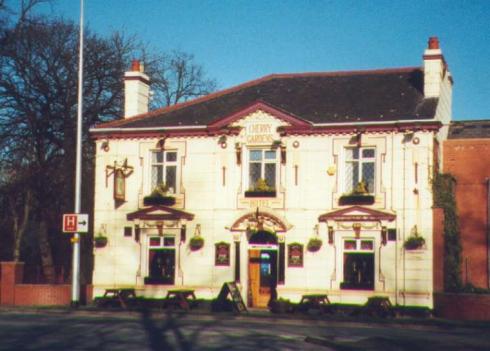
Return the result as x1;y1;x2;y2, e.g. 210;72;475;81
487;178;490;289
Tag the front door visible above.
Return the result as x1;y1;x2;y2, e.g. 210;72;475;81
248;249;277;308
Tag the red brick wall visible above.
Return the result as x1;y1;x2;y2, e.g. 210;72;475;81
14;284;71;306
443;139;490;288
434;293;490;320
1;261;94;306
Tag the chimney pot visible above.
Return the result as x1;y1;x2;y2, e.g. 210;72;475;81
131;59;141;72
428;37;439;50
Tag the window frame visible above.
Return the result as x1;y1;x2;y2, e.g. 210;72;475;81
344;146;376;194
247;148;278;190
150;149;178;194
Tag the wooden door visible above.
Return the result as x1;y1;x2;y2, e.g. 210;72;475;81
248;250;260;307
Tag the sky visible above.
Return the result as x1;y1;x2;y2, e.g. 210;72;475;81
11;0;490;120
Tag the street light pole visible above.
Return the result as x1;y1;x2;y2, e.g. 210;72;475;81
71;0;84;307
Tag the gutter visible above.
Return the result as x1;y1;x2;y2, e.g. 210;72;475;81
90;118;445;134
90;125;207;133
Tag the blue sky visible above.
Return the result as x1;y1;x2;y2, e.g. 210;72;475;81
13;0;490;120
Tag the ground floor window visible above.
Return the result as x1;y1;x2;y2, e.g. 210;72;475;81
340;239;374;290
145;236;176;285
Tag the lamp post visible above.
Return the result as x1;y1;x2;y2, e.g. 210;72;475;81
71;0;84;307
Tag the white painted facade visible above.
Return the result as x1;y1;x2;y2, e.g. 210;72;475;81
92;40;452;308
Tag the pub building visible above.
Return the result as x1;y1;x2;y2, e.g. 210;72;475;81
90;37;452;308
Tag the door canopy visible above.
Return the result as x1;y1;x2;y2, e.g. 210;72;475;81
230;210;289;233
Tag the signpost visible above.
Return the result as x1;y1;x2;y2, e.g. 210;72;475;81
63;214;89;233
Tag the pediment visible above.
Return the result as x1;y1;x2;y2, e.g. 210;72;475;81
127;205;194;221
318;206;395;222
208;101;311;131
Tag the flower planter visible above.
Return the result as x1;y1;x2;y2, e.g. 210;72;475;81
143;195;176;206
307;238;323;252
94;237;108;248
189;237;204;251
244;190;276;198
403;236;425;250
339;194;375;206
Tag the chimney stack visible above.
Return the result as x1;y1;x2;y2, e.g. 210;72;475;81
423;36;446;98
124;59;150;118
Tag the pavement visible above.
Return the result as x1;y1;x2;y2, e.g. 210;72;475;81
0;306;489;350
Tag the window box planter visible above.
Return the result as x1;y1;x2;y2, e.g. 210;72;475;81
306;238;323;252
403;236;425;250
143;195;176;206
189;236;204;251
339;194;375;206
244;190;276;198
94;236;108;248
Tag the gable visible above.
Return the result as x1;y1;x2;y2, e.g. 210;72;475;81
127;205;194;221
318;206;396;222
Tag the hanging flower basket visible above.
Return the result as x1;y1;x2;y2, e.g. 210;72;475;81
307;238;323;252
94;236;108;248
189;236;204;251
403;235;425;250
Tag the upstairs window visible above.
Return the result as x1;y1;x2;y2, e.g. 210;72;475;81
344;147;375;193
249;149;277;190
151;150;177;194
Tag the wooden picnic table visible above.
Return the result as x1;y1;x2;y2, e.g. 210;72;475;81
297;294;331;313
98;288;137;309
164;289;197;310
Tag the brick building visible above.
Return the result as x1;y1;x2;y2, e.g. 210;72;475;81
443;120;490;288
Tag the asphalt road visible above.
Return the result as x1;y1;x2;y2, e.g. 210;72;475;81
0;309;489;350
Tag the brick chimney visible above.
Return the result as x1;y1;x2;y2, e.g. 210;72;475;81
423;37;447;98
124;59;150;118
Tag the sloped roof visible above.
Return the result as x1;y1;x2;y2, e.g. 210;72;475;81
94;67;438;130
448;120;490;139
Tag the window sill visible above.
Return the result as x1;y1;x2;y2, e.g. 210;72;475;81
338;194;375;206
244;191;277;198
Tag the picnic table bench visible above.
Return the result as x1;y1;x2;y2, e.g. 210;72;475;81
164;289;198;310
96;288;137;309
296;294;331;313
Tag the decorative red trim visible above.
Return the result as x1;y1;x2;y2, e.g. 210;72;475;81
318;205;396;222
127;205;194;221
94;66;420;130
230;211;288;232
208;101;311;129
280;121;442;136
91;127;241;141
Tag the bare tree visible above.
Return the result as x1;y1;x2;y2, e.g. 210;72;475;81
146;50;217;107
0;15;217;282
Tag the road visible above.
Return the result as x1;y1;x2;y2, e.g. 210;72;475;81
0;309;489;350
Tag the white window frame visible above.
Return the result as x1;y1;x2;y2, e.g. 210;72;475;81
247;148;278;190
150;150;178;194
344;146;376;194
